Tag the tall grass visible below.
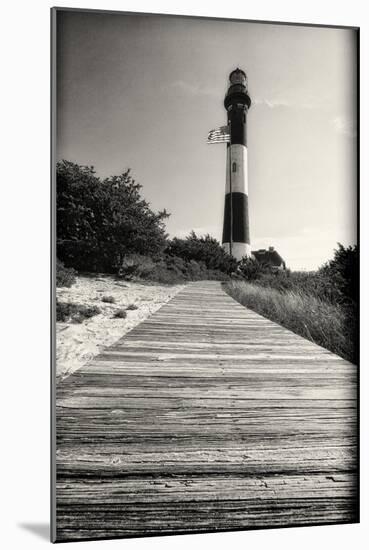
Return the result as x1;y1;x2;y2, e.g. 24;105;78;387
224;280;354;362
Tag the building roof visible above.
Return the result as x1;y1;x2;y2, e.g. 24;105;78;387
252;247;286;268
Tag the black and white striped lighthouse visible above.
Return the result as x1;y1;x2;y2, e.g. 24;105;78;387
222;68;252;260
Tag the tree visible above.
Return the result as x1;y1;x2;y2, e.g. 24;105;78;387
56;160;169;272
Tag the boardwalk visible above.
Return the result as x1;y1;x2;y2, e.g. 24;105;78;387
55;281;358;541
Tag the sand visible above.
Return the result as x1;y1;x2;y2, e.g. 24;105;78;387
56;275;184;380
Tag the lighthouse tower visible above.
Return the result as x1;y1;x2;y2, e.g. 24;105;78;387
222;68;252;260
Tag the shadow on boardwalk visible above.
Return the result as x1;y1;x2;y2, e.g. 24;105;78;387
55;281;358;541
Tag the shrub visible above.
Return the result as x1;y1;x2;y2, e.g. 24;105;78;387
118;254;155;280
101;295;115;304
113;309;127;319
149;265;184;284
319;243;358;306
126;304;138;310
320;244;358;365
237;257;272;281
56;301;101;323
187;259;203;279
162;254;188;278
56;259;76;288
117;252;232;284
165;254;186;273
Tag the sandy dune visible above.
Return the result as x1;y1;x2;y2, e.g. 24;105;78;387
56;275;184;380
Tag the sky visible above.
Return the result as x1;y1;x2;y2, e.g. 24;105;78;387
56;10;357;270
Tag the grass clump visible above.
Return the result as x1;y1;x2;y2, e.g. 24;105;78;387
224;281;353;363
113;309;127;319
56;301;101;323
56;259;76;288
101;295;116;303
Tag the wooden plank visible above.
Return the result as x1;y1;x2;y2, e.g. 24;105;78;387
55;281;358;541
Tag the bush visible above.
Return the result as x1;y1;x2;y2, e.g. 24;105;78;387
320;244;359;365
149;265;185;284
237;257;272;281
101;295;115;304
154;255;191;281
187;259;203;279
224;281;354;363
56;301;101;323
319;243;358;306
126;303;138;310
56;259;76;288
118;254;155;280
113;309;127;319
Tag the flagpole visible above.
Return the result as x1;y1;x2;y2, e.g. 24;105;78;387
206;125;233;257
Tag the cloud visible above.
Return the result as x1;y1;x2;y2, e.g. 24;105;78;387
253;97;315;110
168;80;218;98
332;116;357;138
168;85;318;109
253;98;290;109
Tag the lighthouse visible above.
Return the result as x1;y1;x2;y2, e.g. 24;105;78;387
222;68;252;260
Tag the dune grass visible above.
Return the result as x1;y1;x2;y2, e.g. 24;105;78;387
56;301;101;323
224;280;354;363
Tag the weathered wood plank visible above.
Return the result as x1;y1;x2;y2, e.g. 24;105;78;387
55;281;358;541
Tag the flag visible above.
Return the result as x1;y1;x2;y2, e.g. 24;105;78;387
207;125;230;144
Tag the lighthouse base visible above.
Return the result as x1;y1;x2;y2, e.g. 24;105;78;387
222;242;252;261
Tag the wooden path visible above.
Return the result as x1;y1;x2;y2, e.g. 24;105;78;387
55;281;358;541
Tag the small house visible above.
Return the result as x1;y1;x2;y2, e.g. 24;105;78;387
251;247;286;271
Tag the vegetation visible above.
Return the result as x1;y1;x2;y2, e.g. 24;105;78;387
238;244;358;307
56;259;76;288
56;301;101;323
320;243;358;306
113;309;127;319
225;244;358;363
118;254;156;280
101;295;116;304
118;253;230;284
225;281;351;361
167;232;237;274
56;160;358;361
57;161;169;273
56;161;234;283
236;256;271;281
